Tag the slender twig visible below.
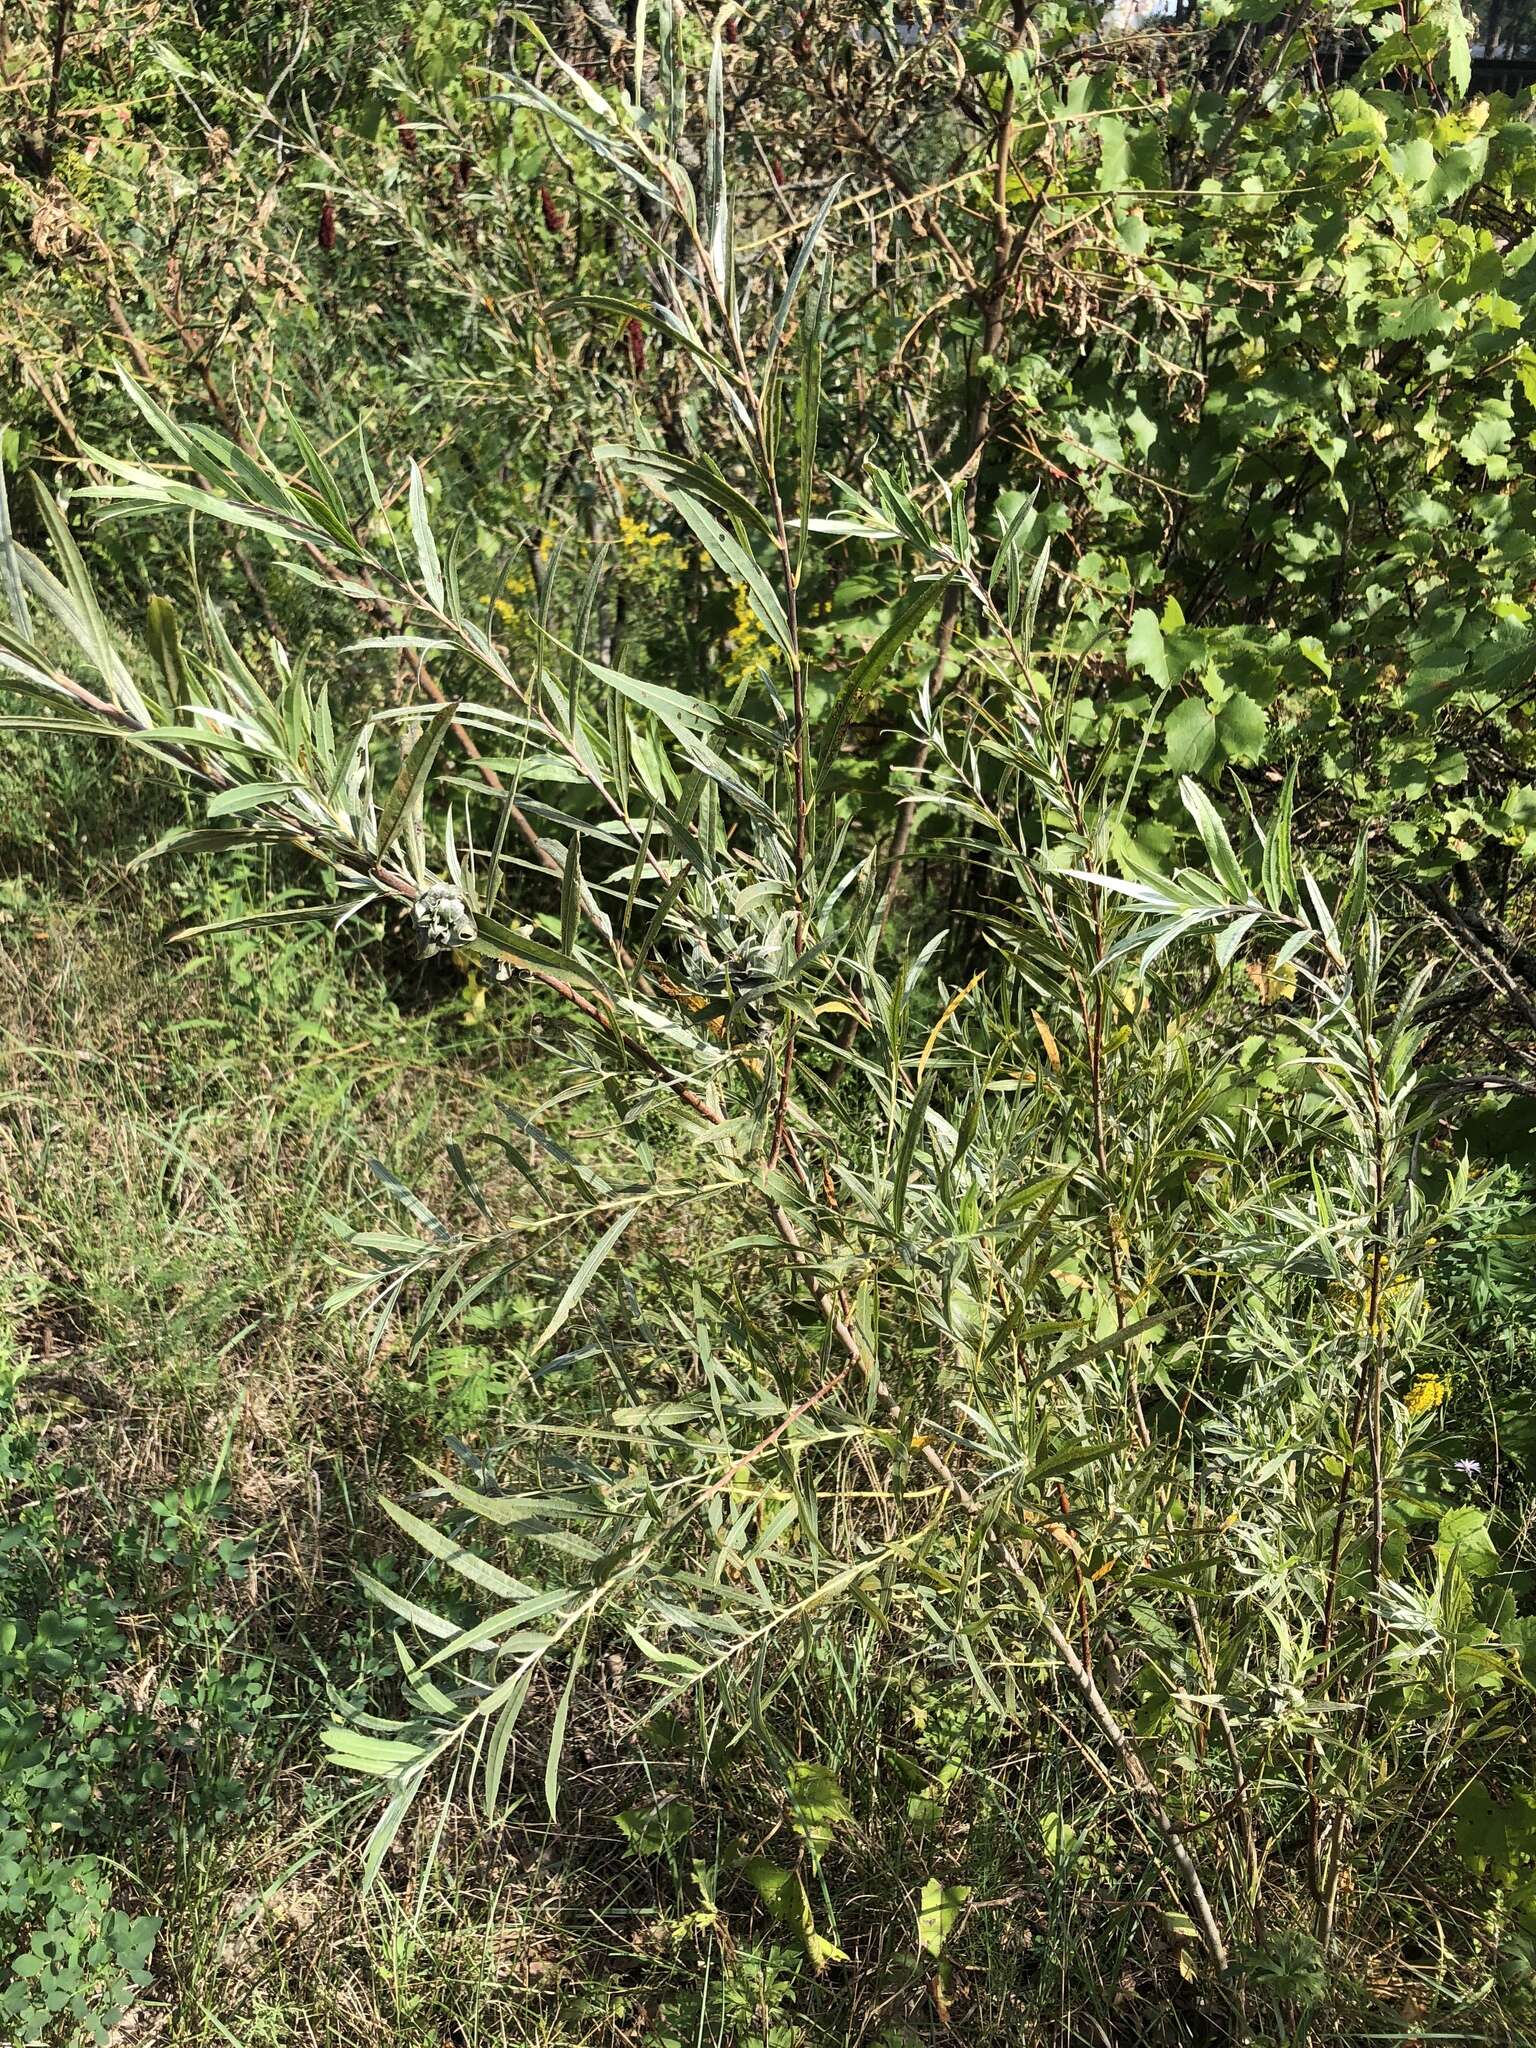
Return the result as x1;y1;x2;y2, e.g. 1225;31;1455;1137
41;0;73;174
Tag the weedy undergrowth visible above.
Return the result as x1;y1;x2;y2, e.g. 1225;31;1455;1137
2;11;1534;2039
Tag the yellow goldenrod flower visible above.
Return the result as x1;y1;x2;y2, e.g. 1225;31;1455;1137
616;513;681;559
1404;1372;1449;1417
722;582;774;687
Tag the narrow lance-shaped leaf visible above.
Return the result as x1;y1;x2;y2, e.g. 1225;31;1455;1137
796;250;831;577
767;179;846;367
596;444;772;540
283;407;357;546
703;21;730;297
378;1496;533;1603
375;699;460;859
0;450;30;635
30;485;149;724
532;1205;639;1355
171;898;360;945
560;834;583;956
360;1781;420;1893
1179;775;1249;901
545;1618;590;1821
677;490;793;664
815;577;948;796
482;1666;535;1821
1261;763;1298;912
891;1074;934;1236
145;595;188;706
407;463;445;610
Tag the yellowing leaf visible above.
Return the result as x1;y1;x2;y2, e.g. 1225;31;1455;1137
1243;954;1297;1007
741;1859;848;1973
917;1877;970;1959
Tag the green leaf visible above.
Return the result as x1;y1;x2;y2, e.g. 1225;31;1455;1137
1217;690;1267;764
321;1729;432;1777
1445;15;1471;97
131;825;291;869
376;700;460;858
559;835;583;957
360;1782;419;1893
204;780;300;820
284;408;356;544
597;445;772;541
170;899;355;944
617;1798;694;1856
1179;776;1248;899
741;1859;848;1973
890;1074;933;1236
353;1569;460;1641
786;1761;853;1856
482;1666;535;1821
378;1497;532;1602
1435;1506;1498;1580
1126;608;1169;691
767;175;846;365
408;463;445;609
639;483;794;666
1163;699;1216;775
797;250;832;575
916;1878;970;1958
1040;1810;1079;1862
1097;115;1128;193
532;1206;638;1353
1458;400;1513;471
145;595;188;705
30;484;147;722
815;577;947;794
703;17;730;289
544;1634;584;1821
564;647;721;739
0;451;30;636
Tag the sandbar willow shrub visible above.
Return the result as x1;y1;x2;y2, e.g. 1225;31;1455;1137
3;13;1535;2033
